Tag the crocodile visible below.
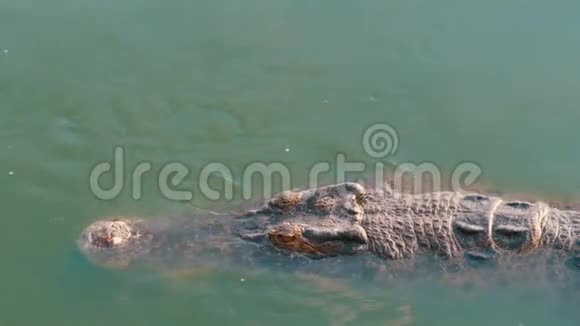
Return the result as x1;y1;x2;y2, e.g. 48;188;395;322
78;182;580;284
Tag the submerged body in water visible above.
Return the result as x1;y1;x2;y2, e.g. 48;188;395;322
78;182;580;291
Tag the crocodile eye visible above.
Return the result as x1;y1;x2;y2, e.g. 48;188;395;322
276;234;295;242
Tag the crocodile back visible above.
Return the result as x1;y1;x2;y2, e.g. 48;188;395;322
361;190;463;259
361;190;580;261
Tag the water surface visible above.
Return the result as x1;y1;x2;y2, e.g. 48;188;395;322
2;1;580;325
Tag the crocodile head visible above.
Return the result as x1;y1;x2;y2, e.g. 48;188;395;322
78;182;370;270
237;182;370;259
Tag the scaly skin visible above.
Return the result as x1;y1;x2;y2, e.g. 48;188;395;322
360;188;580;261
77;182;580;281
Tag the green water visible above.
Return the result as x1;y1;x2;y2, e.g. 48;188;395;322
2;0;580;325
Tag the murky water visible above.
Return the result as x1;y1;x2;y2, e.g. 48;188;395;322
2;0;580;325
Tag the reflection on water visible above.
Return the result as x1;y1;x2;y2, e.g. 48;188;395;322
63;245;580;326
